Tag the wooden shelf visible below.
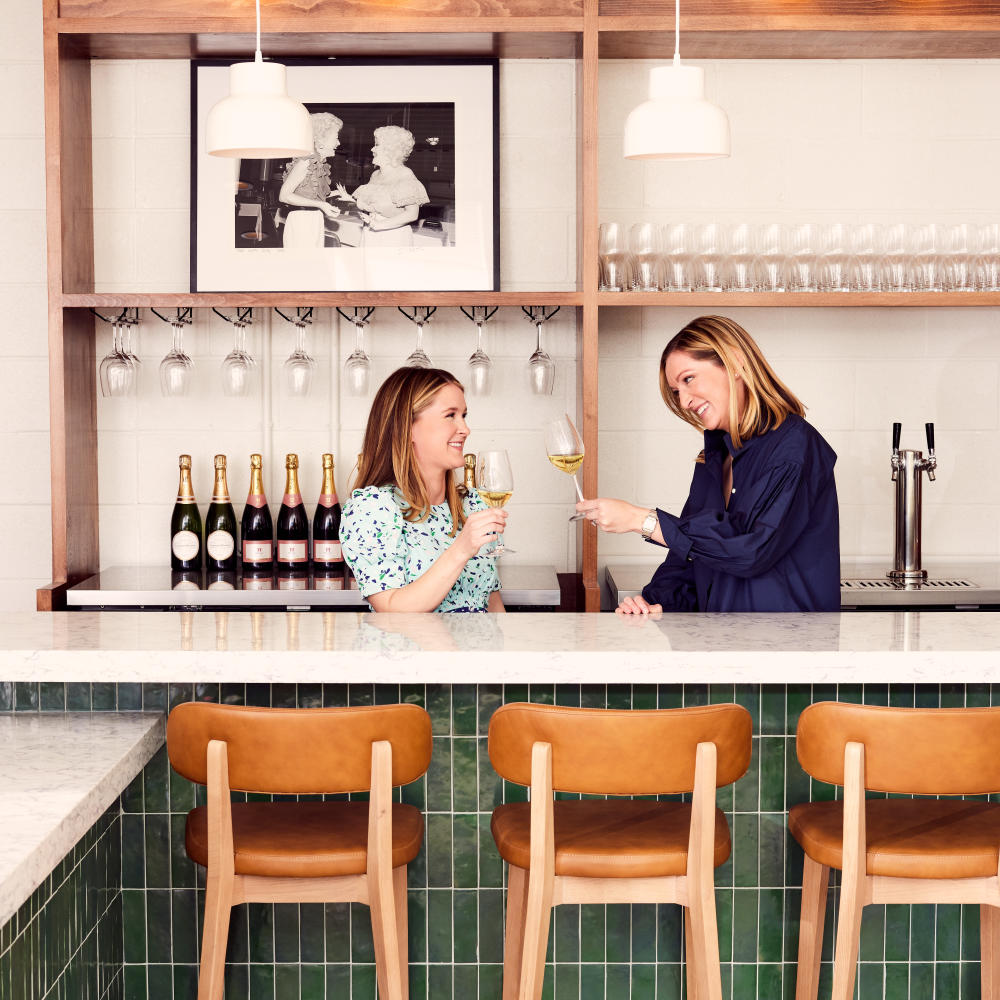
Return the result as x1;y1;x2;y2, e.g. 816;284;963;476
597;291;1000;307
63;291;584;309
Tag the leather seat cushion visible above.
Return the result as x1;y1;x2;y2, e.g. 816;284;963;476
186;801;424;877
490;800;731;878
789;799;1000;879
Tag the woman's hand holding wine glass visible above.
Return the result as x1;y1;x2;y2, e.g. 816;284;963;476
476;450;515;556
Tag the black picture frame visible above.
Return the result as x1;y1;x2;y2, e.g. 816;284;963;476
191;57;499;292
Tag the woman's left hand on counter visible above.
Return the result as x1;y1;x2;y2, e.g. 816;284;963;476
616;595;663;616
575;498;647;534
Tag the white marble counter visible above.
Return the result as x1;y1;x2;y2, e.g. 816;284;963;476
0;611;998;683
0;712;164;926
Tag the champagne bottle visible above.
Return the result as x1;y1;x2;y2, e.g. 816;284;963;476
240;453;273;573
343;453;363;589
276;453;309;571
312;453;343;574
170;454;203;572
205;454;238;573
457;453;476;497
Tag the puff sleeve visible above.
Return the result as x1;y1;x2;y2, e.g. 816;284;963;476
340;486;407;597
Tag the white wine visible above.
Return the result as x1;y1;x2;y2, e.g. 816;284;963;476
478;488;512;508
548;453;584;475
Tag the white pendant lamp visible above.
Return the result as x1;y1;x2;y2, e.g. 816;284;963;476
623;0;730;161
205;0;313;159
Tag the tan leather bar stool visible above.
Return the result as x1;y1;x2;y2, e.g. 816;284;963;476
488;702;753;1000
166;702;432;1000
789;701;1000;1000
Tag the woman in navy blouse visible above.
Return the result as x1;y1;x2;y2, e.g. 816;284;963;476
577;315;840;613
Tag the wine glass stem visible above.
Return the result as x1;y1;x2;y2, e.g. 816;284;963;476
572;473;585;501
355;324;364;352
416;323;423;353
536;322;542;353
476;323;484;352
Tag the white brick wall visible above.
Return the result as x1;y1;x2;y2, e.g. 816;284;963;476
4;2;1000;612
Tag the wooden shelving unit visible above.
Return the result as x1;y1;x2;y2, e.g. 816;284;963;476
40;0;1000;611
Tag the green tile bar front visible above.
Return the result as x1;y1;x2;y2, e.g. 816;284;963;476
0;679;994;999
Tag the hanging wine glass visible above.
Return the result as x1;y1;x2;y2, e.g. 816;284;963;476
159;320;194;397
522;305;559;396
398;306;436;368
460;305;497;396
216;307;257;397
98;316;134;398
283;320;316;397
337;306;374;396
121;310;142;386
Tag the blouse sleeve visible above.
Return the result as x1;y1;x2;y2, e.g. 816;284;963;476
390;169;429;209
641;549;698;611
656;461;812;578
340;487;407;596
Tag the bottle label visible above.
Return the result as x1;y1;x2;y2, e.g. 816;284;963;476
172;530;200;561
277;540;308;562
206;530;235;561
282;493;302;506
242;540;272;562
278;576;307;591
317;492;340;508
243;576;273;591
313;541;343;561
313;575;345;591
245;494;268;509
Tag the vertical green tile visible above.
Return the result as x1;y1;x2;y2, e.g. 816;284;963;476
478;685;503;735
453;813;478;889
426;739;452;812
479;888;504;966
146;890;172;964
454;963;478;999
479;814;503;889
935;961;960;1000
733;813;759;888
428;963;452;999
733;890;758;963
299;904;324;964
407;889;427;965
554;963;579;1000
427;890;452;964
273;903;299;963
735;738;760;812
425;814;453;888
426;685;451;735
324;902;350;964
580;963;604;998
453;890;478;963
39;682;65;712
248;962;274;1000
171;888;199;965
248;904;274;963
759;737;785;812
452;738;478;813
453;684;477;735
300;963;324;1000
758;888;783;963
143;814;170;888
858;904;885;963
657;902;683;964
580;904;605;963
630;904;655;964
883;904;910;963
349;902;374;964
961;903;979;962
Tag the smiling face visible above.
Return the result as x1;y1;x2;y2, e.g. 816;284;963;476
316;130;340;158
663;350;744;434
410;382;470;491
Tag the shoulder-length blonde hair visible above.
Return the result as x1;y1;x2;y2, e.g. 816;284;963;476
356;366;466;533
659;315;804;449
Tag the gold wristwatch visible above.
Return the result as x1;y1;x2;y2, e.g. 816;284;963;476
640;508;658;541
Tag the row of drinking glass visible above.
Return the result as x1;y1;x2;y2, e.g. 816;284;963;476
98;305;564;401
599;222;1000;293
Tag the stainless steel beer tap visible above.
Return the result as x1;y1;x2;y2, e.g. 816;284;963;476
888;422;937;582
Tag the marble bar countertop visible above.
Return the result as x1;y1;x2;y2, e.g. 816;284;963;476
0;611;999;683
0;712;164;926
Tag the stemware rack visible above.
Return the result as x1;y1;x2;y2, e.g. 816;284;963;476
40;0;1000;611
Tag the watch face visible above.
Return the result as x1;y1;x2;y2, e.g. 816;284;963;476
642;511;657;537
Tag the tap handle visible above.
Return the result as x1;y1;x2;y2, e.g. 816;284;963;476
892;422;901;453
925;422;935;455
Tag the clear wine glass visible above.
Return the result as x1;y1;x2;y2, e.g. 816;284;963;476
283;320;316;397
99;320;134;398
398;306;436;368
522;305;558;395
159;321;194;397
476;449;515;557
121;314;142;383
221;319;256;397
461;305;497;397
338;306;374;396
544;415;587;521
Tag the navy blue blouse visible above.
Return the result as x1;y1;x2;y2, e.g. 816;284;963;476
641;414;840;612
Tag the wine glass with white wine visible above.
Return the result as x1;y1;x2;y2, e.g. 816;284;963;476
545;415;586;521
476;450;515;556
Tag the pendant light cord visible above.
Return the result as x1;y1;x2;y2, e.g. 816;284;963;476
255;0;262;61
673;0;681;64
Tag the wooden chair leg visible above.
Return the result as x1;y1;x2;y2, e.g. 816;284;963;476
830;871;865;1000
518;867;553;1000
982;904;1000;1000
795;856;830;1000
684;908;700;1000
687;890;723;1000
502;865;528;1000
370;865;403;1000
197;869;234;1000
394;865;410;1000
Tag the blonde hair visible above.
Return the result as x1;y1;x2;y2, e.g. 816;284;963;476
373;125;416;165
357;367;466;533
311;112;343;149
659;315;804;450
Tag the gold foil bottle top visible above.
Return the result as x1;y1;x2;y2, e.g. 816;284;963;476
179;454;192;470
177;454;196;501
322;453;334;470
464;454;476;469
286;453;299;470
250;453;262;470
214;454;227;470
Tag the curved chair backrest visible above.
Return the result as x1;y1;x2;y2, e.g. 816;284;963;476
488;702;752;795
797;701;1000;795
167;702;432;795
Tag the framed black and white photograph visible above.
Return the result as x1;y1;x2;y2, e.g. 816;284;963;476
191;58;498;292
